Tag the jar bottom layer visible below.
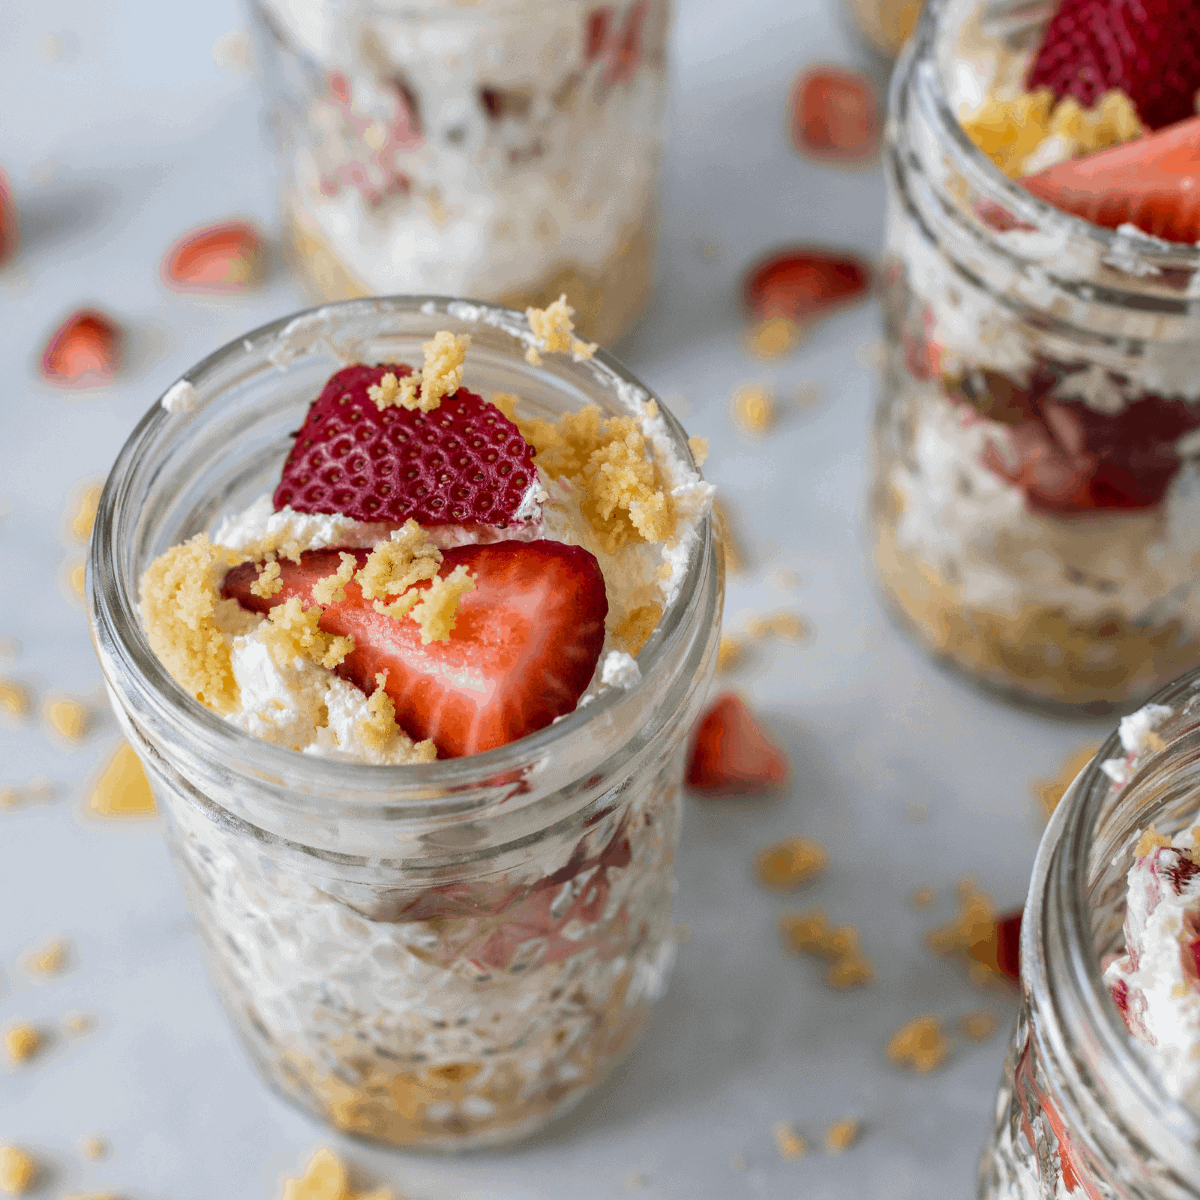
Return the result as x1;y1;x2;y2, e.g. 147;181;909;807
283;200;655;349
872;520;1200;713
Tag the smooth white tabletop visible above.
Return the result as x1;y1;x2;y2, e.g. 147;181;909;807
0;1;1117;1196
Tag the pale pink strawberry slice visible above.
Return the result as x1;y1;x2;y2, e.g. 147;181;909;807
273;363;538;526
223;540;608;758
1019;115;1200;241
1026;0;1200;131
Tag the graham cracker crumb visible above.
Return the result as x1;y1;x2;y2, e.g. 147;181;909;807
755;837;827;890
746;317;801;359
25;938;69;976
772;1122;807;1159
0;1145;38;1194
905;801;929;822
66;481;104;543
261;598;351;670
311;553;358;606
0;680;31;720
280;1145;394;1200
746;612;807;642
1135;827;1173;858
796;383;822;409
960;1010;999;1042
828;952;876;989
355;674;435;764
687;436;709;467
624;1172;647;1190
1032;744;1099;821
779;908;875;988
66;558;87;599
490;391;519;422
522;406;675;551
358;521;442;604
90;740;156;817
368;331;470;413
63;1013;94;1034
824;1118;860;1155
251;559;283;599
4;1024;43;1064
731;385;775;434
42;696;91;740
140;534;240;714
729;1154;747;1171
926;878;1008;985
81;1136;108;1161
524;294;597;366
909;885;938;910
409;564;475;644
712;499;747;573
0;788;19;810
614;603;663;656
717;635;745;672
888;1014;950;1072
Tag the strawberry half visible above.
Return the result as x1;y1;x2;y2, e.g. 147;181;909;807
1026;0;1200;131
685;693;789;796
223;540;608;758
1019;115;1200;241
273;364;538;526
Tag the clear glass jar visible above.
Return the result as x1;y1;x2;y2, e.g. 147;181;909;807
874;0;1200;712
979;673;1200;1199
249;0;669;347
87;296;721;1151
843;0;925;57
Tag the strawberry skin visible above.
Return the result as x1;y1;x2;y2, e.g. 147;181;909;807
1026;0;1200;131
274;363;538;527
223;541;608;758
685;693;789;796
1019;115;1200;241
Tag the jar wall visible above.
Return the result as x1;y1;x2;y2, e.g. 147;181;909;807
251;0;669;345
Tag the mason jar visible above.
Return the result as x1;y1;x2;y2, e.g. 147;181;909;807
248;0;669;347
873;0;1200;712
979;675;1200;1199
87;296;721;1150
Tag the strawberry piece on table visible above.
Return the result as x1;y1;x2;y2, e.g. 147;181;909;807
1026;0;1200;131
1019;115;1200;241
743;247;872;326
685;692;789;796
224;540;608;758
274;364;538;526
163;220;265;293
40;309;121;389
789;66;880;163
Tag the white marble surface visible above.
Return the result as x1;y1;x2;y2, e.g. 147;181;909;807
0;0;1118;1197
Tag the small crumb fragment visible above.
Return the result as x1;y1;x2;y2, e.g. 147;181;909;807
24;938;69;976
524;294;597;366
4;1024;43;1064
490;391;519;421
279;1145;393;1200
910;885;938;910
730;1154;747;1171
779;908;875;988
688;435;709;467
746;317;801;359
887;1014;950;1072
712;499;747;573
960;1010;999;1043
1135;827;1173;857
624;1172;647;1190
755;837;827;890
1032;744;1100;821
0;680;32;720
796;382;822;409
731;385;775;434
0;1145;38;1194
250;559;283;599
89;740;156;817
614;604;663;657
773;1122;807;1159
63;1012;94;1035
65;558;87;599
746;612;807;642
1;780;56;811
824;1118;860;1155
42;696;91;741
81;1136;108;1160
717;635;745;672
161;379;199;413
905;801;928;822
65;482;104;543
827;952;876;989
368;331;470;413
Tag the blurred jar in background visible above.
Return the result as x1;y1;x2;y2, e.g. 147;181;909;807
249;0;669;345
843;0;924;56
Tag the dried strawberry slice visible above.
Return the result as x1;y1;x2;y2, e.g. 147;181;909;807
789;66;880;163
743;248;871;328
685;692;789;796
40;309;121;389
0;168;17;266
163;220;265;293
274;364;538;526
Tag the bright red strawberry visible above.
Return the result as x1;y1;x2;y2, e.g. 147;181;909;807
1026;0;1200;130
40;308;121;389
223;540;608;758
1019;115;1200;241
273;364;538;527
685;693;789;796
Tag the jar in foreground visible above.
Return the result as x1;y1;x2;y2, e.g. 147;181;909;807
249;0;668;347
87;297;722;1151
874;0;1200;711
979;673;1200;1199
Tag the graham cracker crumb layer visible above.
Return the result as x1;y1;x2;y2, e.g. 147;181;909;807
368;331;470;413
524;294;597;367
263;598;354;670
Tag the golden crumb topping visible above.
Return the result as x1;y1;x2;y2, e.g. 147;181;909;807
90;741;157;817
368;331;470;414
778;908;875;989
716;634;744;673
66;482;104;543
524;295;597;367
280;1146;394;1200
960;1010;999;1043
3;1024;42;1064
614;603;663;656
357;521;442;602
887;1015;949;1072
962;87;1143;178
490;391;519;421
355;673;436;763
25;939;68;976
746;317;801;359
409;564;475;644
731;385;775;434
250;559;283;599
140;535;241;714
0;1145;38;1194
772;1123;807;1160
523;405;675;552
311;552;358;606
262;598;354;670
1135;827;1174;858
746;612;807;642
823;1119;860;1155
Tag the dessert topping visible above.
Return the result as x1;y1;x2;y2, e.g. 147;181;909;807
367;331;470;414
685;692;789;795
162;220;265;293
40;309;121;390
887;1015;950;1072
524;294;598;366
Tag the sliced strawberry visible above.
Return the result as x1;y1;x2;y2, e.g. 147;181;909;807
994;909;1023;982
1026;0;1200;131
1019;115;1200;241
273;364;538;527
223;540;607;758
685;692;789;796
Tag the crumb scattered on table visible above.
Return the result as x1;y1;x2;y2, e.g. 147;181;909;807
24;938;69;976
0;1145;38;1195
81;1137;108;1161
960;1010;1000;1042
731;385;775;434
717;635;745;673
755;837;827;890
779;908;875;988
772;1122;807;1159
63;1013;95;1035
4;1024;43;1064
0;680;31;720
909;885;938;910
905;801;929;822
1032;744;1100;821
887;1015;949;1072
824;1118;860;1154
279;1146;394;1200
746;612;806;642
746;318;800;359
89;741;156;817
43;697;91;741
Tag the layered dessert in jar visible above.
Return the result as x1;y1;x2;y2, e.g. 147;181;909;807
875;0;1200;709
250;0;668;345
87;297;720;1149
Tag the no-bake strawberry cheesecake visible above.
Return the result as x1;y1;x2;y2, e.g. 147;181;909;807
875;0;1200;707
89;298;720;1149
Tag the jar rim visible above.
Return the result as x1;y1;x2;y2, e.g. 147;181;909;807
88;295;718;822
